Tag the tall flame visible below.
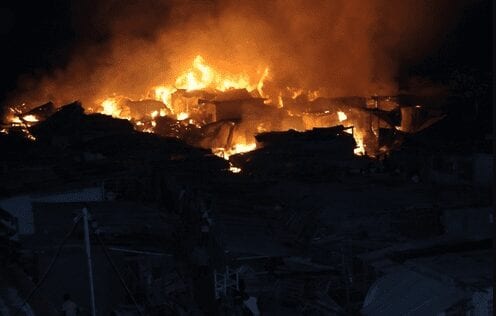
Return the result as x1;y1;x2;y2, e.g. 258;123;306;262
353;132;365;155
101;98;122;117
174;55;263;93
154;86;176;111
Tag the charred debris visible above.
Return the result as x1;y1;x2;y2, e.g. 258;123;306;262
0;95;492;315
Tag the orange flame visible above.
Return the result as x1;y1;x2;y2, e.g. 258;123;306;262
213;143;257;160
4;54;379;158
100;98;122;117
353;132;365;155
176;112;189;120
22;115;39;122
337;111;347;122
174;55;264;93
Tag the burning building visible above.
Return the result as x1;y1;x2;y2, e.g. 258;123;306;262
2;54;446;164
0;0;463;162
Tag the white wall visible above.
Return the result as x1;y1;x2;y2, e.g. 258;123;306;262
0;186;104;238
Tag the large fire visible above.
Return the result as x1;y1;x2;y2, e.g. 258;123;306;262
92;55;361;159
150;55;268;116
2;54;444;169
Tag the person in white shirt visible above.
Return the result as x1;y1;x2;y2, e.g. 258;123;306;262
61;293;80;316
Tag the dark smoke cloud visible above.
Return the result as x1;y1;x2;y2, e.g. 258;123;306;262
7;0;468;108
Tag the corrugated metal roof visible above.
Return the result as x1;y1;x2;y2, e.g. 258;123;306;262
362;267;463;316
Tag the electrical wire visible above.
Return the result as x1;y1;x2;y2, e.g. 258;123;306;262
91;226;144;316
14;216;82;316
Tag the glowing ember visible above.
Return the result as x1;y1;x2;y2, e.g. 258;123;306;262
10;117;22;124
229;163;242;173
176;112;189;120
232;143;256;153
337;111;347;122
213;143;257;160
354;134;365;155
25;132;36;141
22;115;39;122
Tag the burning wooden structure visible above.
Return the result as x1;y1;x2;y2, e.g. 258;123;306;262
2;55;446;164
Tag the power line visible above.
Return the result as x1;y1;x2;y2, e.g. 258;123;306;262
91;226;144;316
14;216;82;316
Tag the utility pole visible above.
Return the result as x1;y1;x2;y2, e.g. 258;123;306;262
83;207;97;316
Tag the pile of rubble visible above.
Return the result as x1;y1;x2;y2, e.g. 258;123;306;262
0;95;491;315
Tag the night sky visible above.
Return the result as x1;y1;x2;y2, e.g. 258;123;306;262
403;1;492;80
0;0;492;111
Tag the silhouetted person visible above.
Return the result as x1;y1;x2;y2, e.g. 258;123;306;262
200;212;212;246
61;293;81;316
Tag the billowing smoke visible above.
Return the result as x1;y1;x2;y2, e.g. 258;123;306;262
7;0;465;109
